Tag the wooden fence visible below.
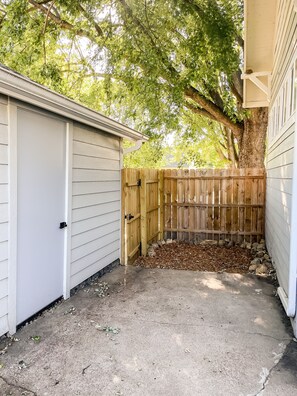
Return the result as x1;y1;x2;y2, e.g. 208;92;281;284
121;168;266;264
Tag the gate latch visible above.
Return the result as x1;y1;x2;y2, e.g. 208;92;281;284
125;214;134;221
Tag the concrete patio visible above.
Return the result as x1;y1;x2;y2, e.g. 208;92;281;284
0;265;296;396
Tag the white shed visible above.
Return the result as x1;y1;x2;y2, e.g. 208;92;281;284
244;0;297;336
0;65;146;337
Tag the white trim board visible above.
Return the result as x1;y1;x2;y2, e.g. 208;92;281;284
7;100;17;335
63;122;73;300
0;65;147;143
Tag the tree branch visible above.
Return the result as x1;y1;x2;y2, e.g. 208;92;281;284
231;69;243;105
77;4;104;37
28;0;101;39
184;85;243;138
184;101;218;122
117;0;178;79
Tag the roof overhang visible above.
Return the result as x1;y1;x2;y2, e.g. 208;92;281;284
0;65;148;142
243;0;278;108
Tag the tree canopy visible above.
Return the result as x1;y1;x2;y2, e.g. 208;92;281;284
0;0;266;168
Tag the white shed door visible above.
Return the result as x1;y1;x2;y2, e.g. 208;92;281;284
16;108;66;324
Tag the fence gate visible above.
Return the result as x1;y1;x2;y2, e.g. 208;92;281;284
121;168;163;264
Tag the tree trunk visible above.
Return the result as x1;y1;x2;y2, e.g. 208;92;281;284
238;107;268;168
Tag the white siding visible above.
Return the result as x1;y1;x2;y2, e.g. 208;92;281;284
0;94;9;336
70;123;121;289
266;0;297;296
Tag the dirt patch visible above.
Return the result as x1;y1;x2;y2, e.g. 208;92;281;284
135;242;253;273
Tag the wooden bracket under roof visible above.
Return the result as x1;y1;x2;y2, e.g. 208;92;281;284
243;0;277;108
242;71;272;108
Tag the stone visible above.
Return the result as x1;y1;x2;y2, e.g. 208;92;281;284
249;264;258;271
151;243;159;249
166;239;173;244
256;251;264;258
246;243;252;250
257;243;265;251
147;248;156;257
240;241;247;249
264;254;270;261
200;240;218;246
226;241;234;248
255;264;268;275
260;239;265;245
250;258;261;266
252;242;258;249
218;240;225;247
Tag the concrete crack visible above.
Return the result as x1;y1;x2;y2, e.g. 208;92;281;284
0;375;37;395
251;342;288;396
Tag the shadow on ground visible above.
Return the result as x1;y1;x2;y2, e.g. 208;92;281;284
0;265;295;396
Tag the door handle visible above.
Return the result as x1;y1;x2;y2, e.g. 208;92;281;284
59;222;67;229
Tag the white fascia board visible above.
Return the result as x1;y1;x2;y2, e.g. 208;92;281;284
0;66;148;142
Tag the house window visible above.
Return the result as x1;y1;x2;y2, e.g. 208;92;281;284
293;59;297;113
290;66;294;116
282;81;287;125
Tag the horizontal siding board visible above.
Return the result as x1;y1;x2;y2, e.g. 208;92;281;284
72;201;120;223
0;241;8;262
0;185;8;203
0;260;8;281
70;250;119;289
72;210;120;236
266;189;291;230
0;103;8;125
73;154;120;171
0;165;8;183
267;185;292;210
268;127;294;158
73;125;120;150
71;240;119;277
71;126;121;289
0;278;8;300
267;147;294;169
265;205;290;252
73;169;120;182
0;222;8;242
0;125;8;145
72;220;120;249
73;141;119;161
266;225;289;294
267;163;293;179
0;144;8;165
73;181;120;195
0;314;8;336
0;203;8;223
266;176;292;195
0;296;8;318
73;191;121;209
71;230;120;263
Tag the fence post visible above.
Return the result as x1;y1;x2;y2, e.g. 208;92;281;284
140;169;147;256
158;169;164;240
